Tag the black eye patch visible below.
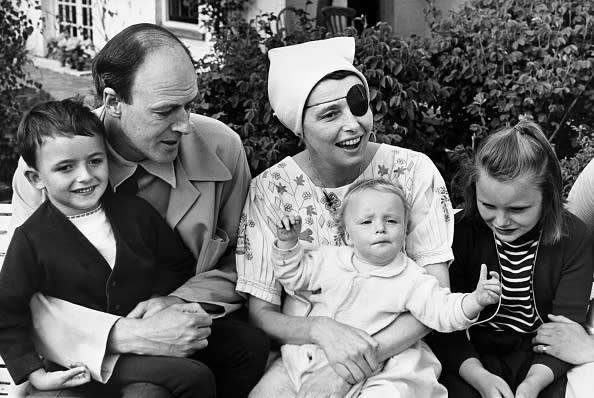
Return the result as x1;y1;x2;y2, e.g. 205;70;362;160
346;84;368;116
304;84;369;116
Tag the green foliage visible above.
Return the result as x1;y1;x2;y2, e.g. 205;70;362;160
0;0;37;183
560;125;594;195
195;1;594;201
423;0;594;199
198;0;249;34
427;0;594;140
195;12;448;175
195;11;324;174
355;23;448;155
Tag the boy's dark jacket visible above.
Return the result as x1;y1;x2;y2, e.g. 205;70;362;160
428;211;593;381
0;191;195;383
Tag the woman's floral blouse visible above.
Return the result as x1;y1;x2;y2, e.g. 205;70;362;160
236;144;454;311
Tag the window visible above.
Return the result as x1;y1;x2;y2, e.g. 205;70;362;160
57;0;93;39
161;0;206;41
168;0;199;24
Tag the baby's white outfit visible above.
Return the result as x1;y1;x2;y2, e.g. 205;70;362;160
272;243;476;398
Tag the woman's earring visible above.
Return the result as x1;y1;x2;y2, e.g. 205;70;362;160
369;129;377;142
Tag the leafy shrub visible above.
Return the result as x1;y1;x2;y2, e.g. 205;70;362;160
560;125;594;195
198;0;248;34
195;10;324;174
195;1;594;203
195;12;447;175
355;23;449;164
46;37;61;60
427;0;594;138
423;0;594;199
0;0;37;184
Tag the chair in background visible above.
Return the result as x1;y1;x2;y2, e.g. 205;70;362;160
316;0;333;26
277;6;300;39
320;6;357;34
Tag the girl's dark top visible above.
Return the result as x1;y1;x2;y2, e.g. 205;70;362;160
428;211;593;381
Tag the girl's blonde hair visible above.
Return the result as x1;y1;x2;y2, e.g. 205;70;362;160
339;178;410;241
462;121;567;245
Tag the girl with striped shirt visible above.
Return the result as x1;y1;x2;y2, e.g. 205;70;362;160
428;121;593;398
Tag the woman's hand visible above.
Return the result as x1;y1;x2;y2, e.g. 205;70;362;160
310;317;380;384
460;358;513;398
28;364;90;390
532;314;594;365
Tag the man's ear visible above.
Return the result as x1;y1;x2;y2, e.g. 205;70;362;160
24;168;45;191
103;87;121;118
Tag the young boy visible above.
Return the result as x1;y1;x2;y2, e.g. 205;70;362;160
0;99;214;397
272;178;502;397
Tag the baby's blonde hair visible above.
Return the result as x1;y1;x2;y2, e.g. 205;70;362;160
339;178;410;242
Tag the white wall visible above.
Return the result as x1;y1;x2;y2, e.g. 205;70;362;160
92;0;211;60
91;0;159;49
21;0;212;61
15;0;45;56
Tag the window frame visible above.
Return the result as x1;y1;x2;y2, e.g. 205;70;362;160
160;0;206;41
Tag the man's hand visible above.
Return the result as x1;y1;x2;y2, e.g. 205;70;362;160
310;317;380;384
28;364;90;391
110;303;212;357
532;314;594;365
127;296;187;319
296;364;351;398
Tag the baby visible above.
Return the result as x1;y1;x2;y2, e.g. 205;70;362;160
272;178;501;397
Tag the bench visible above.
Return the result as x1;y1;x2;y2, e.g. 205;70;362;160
0;203;16;396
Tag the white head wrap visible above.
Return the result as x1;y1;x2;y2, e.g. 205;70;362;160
267;37;369;137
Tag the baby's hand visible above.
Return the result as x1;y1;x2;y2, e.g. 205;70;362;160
276;214;302;247
29;363;91;391
473;264;501;307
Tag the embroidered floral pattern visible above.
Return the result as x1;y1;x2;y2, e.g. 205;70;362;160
237;145;452;288
320;191;341;214
236;213;248;255
437;186;452;222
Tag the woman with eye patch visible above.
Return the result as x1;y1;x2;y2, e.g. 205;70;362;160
236;37;454;397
